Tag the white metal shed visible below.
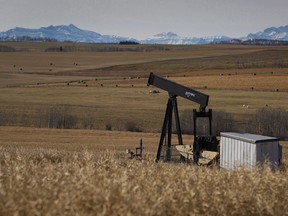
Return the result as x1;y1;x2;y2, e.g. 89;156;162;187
220;132;282;170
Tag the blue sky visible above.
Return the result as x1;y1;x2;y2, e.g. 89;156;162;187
0;0;287;39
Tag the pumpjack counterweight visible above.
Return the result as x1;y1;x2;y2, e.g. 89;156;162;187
147;72;219;164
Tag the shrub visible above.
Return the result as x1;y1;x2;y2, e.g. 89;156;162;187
47;106;78;129
119;41;139;45
246;107;288;139
0;111;5;126
125;121;142;132
180;109;235;136
82;113;95;129
0;45;15;52
105;124;112;131
0;110;17;126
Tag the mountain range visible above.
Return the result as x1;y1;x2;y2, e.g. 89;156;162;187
247;25;288;41
0;24;287;45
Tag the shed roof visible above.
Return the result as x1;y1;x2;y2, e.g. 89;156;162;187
220;132;279;144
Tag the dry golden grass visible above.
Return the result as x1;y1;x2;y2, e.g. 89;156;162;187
29;69;288;92
1;45;256;75
0;128;288;215
0;127;159;153
171;70;288;92
0;44;285;87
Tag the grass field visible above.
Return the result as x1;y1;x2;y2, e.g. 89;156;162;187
0;42;288;215
0;85;288;132
0;43;288;131
0;127;288;215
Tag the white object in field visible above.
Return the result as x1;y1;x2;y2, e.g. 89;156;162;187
126;149;131;154
220;132;282;170
175;145;219;165
175;145;193;160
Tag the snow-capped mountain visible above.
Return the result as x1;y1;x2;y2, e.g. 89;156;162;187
0;24;135;43
0;24;287;44
143;32;184;44
246;25;288;41
141;32;231;44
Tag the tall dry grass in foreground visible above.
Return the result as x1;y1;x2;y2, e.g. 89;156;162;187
0;147;288;216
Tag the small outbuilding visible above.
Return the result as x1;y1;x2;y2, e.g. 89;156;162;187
220;132;282;170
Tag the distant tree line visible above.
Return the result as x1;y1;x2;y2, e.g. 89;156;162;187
0;105;141;131
179;107;288;140
1;105;287;139
119;41;140;45
0;43;169;52
0;36;58;42
245;107;288;140
45;45;169;52
0;45;16;52
216;39;288;46
180;110;235;136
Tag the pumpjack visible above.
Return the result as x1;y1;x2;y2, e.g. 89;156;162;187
147;73;219;165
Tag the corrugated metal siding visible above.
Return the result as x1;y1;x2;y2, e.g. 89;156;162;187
220;132;281;170
220;137;256;169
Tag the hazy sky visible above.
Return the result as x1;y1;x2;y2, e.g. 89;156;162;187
0;0;287;39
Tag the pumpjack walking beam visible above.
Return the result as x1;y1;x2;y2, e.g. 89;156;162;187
147;73;209;111
147;72;211;162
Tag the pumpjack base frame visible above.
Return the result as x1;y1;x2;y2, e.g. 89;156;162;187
156;97;216;163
